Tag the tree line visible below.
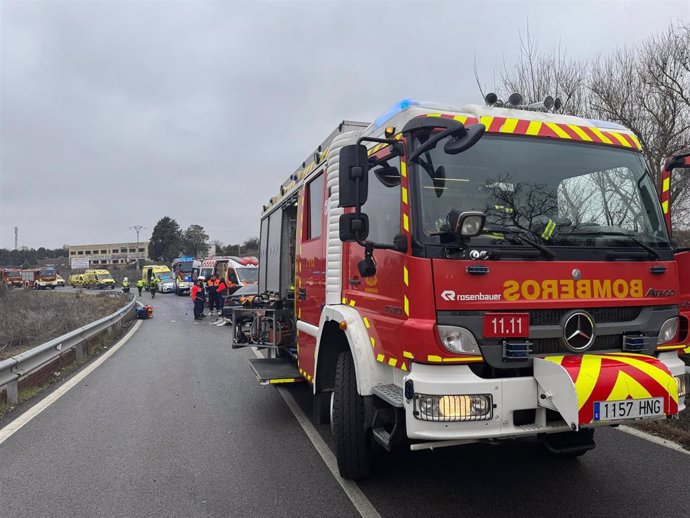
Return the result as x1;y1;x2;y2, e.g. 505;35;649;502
478;21;690;227
0;247;68;267
148;216;259;262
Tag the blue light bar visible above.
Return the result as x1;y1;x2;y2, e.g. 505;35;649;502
373;99;419;129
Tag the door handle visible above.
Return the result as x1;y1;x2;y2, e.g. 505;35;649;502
298;288;307;300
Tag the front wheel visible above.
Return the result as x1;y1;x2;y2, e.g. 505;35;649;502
332;351;372;480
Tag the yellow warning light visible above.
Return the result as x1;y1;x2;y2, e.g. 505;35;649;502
385;126;395;138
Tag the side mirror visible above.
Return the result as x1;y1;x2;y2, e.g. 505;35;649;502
433;165;446;198
339;213;369;242
339;144;369;208
443;124;486;155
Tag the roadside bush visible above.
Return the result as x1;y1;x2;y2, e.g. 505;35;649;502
0;291;127;360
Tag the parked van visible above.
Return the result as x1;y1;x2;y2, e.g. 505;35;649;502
83;269;116;289
198;256;258;294
141;265;175;293
68;274;85;287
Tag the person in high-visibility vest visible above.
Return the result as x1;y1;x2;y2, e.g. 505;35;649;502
206;273;219;316
191;278;206;320
215;276;228;323
136;278;144;296
149;275;159;298
122;277;130;293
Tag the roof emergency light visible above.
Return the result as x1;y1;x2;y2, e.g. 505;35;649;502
507;92;524;107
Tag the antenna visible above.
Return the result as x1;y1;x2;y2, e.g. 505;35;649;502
14;226;18;250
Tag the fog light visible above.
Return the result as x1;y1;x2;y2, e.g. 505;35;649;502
414;393;493;422
676;374;689;398
657;318;678;345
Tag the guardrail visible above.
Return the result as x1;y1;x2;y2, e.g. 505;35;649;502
0;294;138;405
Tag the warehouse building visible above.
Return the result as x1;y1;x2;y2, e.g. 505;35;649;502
68;242;148;269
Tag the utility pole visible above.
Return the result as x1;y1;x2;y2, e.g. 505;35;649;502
14;227;18;250
129;225;146;268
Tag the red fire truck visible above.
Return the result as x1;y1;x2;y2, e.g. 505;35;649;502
233;98;690;480
1;268;22;287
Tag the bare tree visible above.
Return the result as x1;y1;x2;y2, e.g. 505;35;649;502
487;22;690;229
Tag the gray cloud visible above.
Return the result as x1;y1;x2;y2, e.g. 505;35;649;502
1;0;688;248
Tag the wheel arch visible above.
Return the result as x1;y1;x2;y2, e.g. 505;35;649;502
313;305;393;396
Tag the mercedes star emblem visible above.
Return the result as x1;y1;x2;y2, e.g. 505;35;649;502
562;311;596;352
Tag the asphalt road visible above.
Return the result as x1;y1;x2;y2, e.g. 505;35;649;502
1;293;689;517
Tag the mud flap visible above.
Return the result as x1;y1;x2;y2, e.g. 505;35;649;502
533;357;580;430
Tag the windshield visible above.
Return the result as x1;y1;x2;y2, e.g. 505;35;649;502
236;267;258;284
7;271;20;278
41;267;56;277
176;261;193;273
97;273;113;280
414;135;670;251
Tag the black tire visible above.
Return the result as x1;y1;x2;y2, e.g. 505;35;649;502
333;351;372;480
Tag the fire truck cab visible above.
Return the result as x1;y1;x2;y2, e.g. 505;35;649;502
235;99;690;480
1;268;22;287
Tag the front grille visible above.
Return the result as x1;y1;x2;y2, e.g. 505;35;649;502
529;307;642;326
531;335;621;355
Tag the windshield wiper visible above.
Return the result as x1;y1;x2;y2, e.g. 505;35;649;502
483;227;556;260
559;231;661;260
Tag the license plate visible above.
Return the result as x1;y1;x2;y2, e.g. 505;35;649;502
593;397;664;421
483;313;529;338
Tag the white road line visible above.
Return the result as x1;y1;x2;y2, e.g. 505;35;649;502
0;320;143;446
251;348;381;518
617;425;690;456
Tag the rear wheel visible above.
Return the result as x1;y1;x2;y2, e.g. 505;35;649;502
332;351;372;480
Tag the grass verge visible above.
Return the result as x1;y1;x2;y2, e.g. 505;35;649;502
0;286;128;360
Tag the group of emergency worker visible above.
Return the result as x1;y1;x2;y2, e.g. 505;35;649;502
125;270;235;323
190;273;232;321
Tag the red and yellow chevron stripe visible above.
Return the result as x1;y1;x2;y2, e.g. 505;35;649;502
423;113;642;151
545;353;678;424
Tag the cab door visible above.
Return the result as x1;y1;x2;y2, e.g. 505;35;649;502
296;170;327;379
342;145;407;368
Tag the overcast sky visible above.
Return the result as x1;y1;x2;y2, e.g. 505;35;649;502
1;0;688;250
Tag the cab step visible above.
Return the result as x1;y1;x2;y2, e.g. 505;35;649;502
373;384;404;407
248;358;305;385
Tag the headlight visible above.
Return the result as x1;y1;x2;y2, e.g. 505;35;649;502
657;317;678;345
676;374;689;398
414;393;493;421
437;325;480;354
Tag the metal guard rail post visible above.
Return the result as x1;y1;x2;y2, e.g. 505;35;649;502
0;295;138;405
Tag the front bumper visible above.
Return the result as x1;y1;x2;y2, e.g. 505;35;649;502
161;283;175;293
403;352;686;442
